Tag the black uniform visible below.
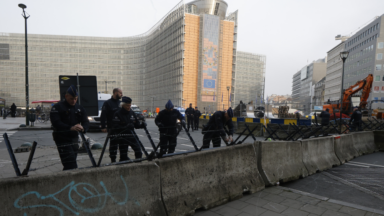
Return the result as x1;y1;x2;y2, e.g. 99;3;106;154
155;109;184;155
10;103;16;117
202;111;234;148
50;100;89;170
319;110;330;126
185;107;195;131
350;110;362;131
111;108;143;161
100;97;121;160
194;110;202;130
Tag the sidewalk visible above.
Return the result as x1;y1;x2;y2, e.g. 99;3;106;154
0;117;51;131
195;186;384;216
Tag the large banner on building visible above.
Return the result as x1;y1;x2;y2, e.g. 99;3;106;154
201;15;220;102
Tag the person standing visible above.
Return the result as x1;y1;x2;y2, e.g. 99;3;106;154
194;106;202;131
202;108;234;149
155;100;185;157
185;103;195;132
349;107;362;132
50;85;89;170
111;96;146;162
100;88;123;163
319;108;330;126
0;107;3;117
10;103;16;117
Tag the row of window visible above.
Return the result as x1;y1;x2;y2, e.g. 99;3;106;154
346;56;373;72
374;75;384;82
347;34;379;53
346;45;374;63
376;64;384;71
347;23;380;47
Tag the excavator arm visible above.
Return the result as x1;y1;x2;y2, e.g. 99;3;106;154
359;74;373;109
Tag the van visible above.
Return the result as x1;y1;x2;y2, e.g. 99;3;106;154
88;93;111;129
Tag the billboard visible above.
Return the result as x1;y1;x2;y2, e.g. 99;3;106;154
301;66;307;80
201;14;220;102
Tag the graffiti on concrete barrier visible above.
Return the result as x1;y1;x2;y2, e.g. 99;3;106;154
14;175;138;216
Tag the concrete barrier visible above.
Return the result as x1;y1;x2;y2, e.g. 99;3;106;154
0;163;166;216
334;134;359;163
256;141;308;186
301;137;341;175
374;131;384;151
157;143;265;216
352;131;377;155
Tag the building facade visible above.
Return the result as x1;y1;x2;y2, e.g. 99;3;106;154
233;51;265;108
314;77;326;106
0;0;264;111
291;58;327;114
343;15;384;109
324;42;345;102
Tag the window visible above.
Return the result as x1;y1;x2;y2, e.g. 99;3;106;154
376;64;382;71
379;42;384;49
378;53;383;60
375;75;381;82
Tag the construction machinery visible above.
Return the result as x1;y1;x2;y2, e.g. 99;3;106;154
324;74;373;115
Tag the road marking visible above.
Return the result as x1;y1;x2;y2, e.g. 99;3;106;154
181;144;194;148
349;161;384;168
345;163;369;168
178;137;189;140
175;149;187;152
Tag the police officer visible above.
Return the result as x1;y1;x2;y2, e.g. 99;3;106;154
185;103;195;132
202;107;234;149
100;88;123;162
50;85;89;170
111;96;146;162
155;100;185;156
349;107;362;131
319;108;330;126
194;107;202;131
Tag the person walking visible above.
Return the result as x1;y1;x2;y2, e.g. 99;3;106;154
194;106;202;131
111;96;146;162
155;100;185;157
202;107;234;149
10;103;16;117
50;85;89;170
100;88;123;163
185;103;195;132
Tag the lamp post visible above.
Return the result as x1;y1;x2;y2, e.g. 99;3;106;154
104;81;116;94
339;51;349;131
19;3;30;126
226;86;230;109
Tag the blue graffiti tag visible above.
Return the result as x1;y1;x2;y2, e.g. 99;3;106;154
14;175;135;216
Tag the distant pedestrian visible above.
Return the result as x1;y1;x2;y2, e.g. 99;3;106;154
0;107;4;117
349;107;362;131
50;85;89;170
10;103;16;117
201;108;234;149
194;107;202;131
185;103;195;132
36;105;42;115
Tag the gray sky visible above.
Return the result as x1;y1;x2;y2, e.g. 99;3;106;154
1;0;384;98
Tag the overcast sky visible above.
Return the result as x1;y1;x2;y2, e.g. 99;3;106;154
1;0;384;97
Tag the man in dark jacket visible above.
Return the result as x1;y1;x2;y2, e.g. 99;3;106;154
111;96;146;162
100;88;122;162
155;100;185;157
202;107;234;149
50;85;89;170
194;107;202;131
185;103;195;132
349;107;362;131
10;103;16;117
319;108;330;126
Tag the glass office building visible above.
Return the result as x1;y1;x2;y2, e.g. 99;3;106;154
0;0;265;111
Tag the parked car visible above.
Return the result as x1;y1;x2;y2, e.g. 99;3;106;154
131;105;145;122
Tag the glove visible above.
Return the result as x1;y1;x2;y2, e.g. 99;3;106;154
157;123;165;128
141;122;147;128
181;120;186;127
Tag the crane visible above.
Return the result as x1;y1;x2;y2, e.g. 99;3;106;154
324;74;373;115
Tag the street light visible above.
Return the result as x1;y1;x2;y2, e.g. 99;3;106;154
104;81;116;94
18;3;30;126
226;86;230;109
339;51;349;131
